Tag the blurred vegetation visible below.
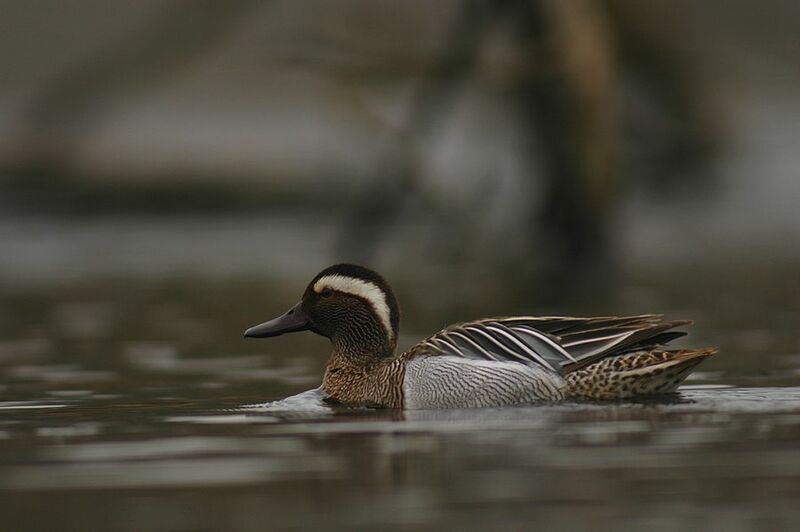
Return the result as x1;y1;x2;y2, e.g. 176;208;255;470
0;0;798;308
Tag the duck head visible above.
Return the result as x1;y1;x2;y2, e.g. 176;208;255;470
244;264;400;358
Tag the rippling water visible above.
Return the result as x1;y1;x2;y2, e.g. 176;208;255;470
3;386;800;531
1;269;799;531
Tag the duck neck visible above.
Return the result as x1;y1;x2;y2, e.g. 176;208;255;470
324;328;404;408
329;320;396;365
330;336;395;365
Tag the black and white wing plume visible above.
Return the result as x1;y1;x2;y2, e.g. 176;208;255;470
417;315;691;374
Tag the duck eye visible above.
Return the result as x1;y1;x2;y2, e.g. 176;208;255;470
321;288;333;299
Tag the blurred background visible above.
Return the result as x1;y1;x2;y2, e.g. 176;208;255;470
1;1;800;530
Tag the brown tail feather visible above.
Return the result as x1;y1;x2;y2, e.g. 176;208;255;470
565;347;718;400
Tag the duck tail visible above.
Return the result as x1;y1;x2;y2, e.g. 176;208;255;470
565;347;718;400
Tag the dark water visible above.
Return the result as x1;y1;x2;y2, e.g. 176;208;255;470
1;265;799;531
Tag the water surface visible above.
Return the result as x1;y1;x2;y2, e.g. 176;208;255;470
1;270;799;531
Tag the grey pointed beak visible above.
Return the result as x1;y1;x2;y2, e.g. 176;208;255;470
243;301;311;338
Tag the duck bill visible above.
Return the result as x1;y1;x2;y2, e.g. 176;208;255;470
243;302;311;338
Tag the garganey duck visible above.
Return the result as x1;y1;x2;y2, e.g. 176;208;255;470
244;264;717;409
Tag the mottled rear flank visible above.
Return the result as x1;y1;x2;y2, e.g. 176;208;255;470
565;348;718;400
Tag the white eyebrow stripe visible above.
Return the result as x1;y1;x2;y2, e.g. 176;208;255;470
313;275;394;339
